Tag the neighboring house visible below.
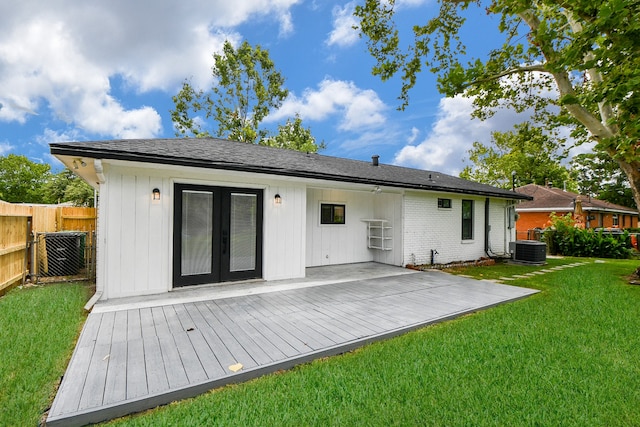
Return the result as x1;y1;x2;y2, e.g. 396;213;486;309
515;184;639;239
50;138;531;300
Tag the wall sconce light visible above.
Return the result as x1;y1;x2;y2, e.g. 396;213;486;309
274;193;282;205
152;188;161;201
72;159;87;170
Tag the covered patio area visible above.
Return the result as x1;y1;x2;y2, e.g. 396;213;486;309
47;263;538;426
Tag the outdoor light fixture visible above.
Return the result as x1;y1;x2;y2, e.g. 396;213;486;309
274;194;282;204
73;159;87;169
152;188;161;201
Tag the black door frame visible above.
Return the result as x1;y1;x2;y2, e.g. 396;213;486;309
173;183;263;287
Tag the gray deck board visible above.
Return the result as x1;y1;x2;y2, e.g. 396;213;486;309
77;342;110;410
209;300;274;365
103;341;127;405
139;308;156;339
183;304;238;369
186;329;226;378
51;344;93;415
196;301;259;369
173;331;208;383
264;312;328;351
151;307;170;337
157;335;189;388
126;309;142;341
247;316;312;355
142;336;169;394
112;310;128;342
126;338;148;399
47;268;539;427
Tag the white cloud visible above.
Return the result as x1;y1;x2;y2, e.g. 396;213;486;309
393;69;578;175
0;141;13;155
0;98;39;122
326;2;359;48
278;10;295;37
394;95;525;174
407;127;420;144
396;0;431;7
0;0;300;138
35;129;83;147
269;78;386;131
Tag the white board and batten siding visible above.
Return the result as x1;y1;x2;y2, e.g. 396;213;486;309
97;161;306;300
98;169;170;300
262;185;306;281
403;192;512;266
306;188;372;267
371;192;403;266
305;189;404;267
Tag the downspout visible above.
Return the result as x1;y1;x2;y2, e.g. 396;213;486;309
485;198;490;257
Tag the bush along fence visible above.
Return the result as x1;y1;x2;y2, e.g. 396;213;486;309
544;213;632;259
0;202;96;295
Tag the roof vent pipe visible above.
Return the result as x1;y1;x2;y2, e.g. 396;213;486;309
372;155;379;166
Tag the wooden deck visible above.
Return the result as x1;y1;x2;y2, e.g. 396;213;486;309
47;265;538;426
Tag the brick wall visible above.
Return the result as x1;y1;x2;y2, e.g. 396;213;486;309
517;211;638;238
404;192;510;266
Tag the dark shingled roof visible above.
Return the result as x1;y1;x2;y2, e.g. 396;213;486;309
50;137;531;200
516;184;637;214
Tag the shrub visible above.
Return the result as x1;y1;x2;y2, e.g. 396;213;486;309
545;213;631;259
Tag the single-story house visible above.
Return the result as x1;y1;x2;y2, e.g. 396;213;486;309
50;138;531;301
515;184;638;239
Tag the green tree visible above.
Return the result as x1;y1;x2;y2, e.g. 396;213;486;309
171;40;289;143
260;114;326;153
355;0;640;207
43;169;95;207
63;178;95;207
42;168;74;204
460;122;573;190
0;155;51;203
571;152;636;208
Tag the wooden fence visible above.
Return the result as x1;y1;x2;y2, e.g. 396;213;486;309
0;202;96;295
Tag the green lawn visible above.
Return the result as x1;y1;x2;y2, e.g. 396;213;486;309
0;282;90;427
103;258;640;427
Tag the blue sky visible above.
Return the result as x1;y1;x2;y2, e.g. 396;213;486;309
0;0;540;175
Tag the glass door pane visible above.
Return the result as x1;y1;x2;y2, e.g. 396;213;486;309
181;190;213;276
229;193;257;272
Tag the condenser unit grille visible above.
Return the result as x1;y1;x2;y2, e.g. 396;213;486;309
513;240;546;264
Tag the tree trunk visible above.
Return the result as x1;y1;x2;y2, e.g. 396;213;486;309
617;158;640;212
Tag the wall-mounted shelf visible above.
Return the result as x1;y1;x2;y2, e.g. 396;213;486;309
362;219;392;251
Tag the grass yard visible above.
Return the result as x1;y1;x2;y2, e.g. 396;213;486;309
102;257;640;427
0;282;90;427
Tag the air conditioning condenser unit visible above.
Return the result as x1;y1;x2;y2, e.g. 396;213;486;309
510;240;546;264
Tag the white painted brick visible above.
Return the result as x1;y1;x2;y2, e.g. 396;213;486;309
403;192;512;266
